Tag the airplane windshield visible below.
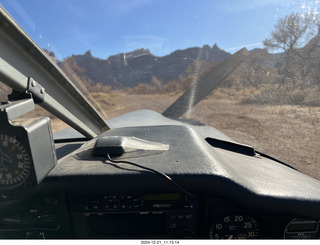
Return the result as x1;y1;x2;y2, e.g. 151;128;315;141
0;0;319;182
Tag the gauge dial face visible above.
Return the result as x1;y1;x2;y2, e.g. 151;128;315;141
0;133;31;187
209;215;259;239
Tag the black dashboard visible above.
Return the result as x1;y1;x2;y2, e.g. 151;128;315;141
2;190;317;239
1;110;320;239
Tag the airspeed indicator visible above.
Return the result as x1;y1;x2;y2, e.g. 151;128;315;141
209;215;259;239
0;134;31;187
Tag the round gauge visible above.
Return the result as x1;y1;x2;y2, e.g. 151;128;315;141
209;215;259;239
0;133;31;187
284;219;320;239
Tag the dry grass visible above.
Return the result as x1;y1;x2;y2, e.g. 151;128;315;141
48;90;320;181
190;97;320;180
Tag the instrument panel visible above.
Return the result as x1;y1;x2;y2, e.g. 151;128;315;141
0;191;319;239
70;193;195;239
0;112;320;239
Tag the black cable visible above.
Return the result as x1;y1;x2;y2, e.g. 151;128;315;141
106;153;195;197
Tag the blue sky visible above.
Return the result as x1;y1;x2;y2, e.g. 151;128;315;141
0;0;318;60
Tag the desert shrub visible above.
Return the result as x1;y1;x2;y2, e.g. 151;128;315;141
239;83;320;106
128;77;183;94
89;83;112;93
129;83;154;94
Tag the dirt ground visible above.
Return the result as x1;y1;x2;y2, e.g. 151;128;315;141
51;92;320;181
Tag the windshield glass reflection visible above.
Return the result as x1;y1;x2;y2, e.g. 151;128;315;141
0;1;319;180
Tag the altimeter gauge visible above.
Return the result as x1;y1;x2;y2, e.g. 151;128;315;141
0;133;31;187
